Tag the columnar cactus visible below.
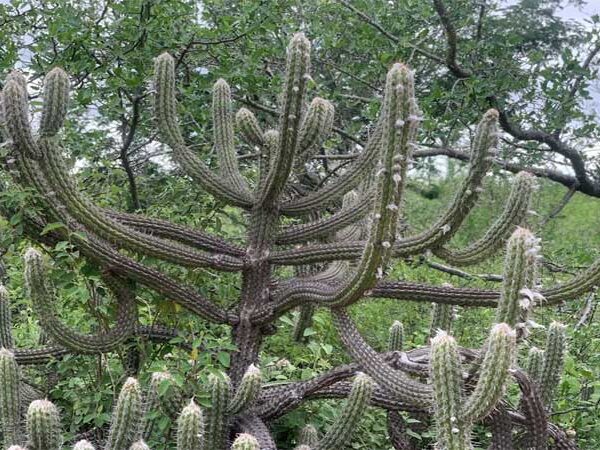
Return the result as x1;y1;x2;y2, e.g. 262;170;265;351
0;348;21;447
0;29;587;449
26;399;62;450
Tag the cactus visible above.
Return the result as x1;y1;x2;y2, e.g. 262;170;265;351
387;320;404;351
0;30;586;450
26;399;62;450
429;302;454;338
128;441;150;450
524;347;544;384
298;424;319;447
73;441;96;450
231;433;260;450
176;400;203;450
204;373;231;450
0;348;21;447
106;377;143;450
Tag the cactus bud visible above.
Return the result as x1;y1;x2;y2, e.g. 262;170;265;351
298;424;319;447
236;108;264;146
129;441;150;450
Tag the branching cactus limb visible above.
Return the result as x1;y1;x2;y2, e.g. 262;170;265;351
204;373;231;449
0;348;21;448
388;320;404;351
539;322;566;408
430;331;471;450
0;285;15;348
227;364;261;415
26;399;62;450
106;377;143;450
315;373;374;450
429;302;454;338
177;399;204;450
433;171;535;266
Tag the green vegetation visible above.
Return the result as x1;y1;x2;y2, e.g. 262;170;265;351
0;1;599;449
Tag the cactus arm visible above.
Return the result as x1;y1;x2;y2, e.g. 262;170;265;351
257;129;278;188
0;285;15;348
26;399;62;450
35;138;243;272
212;79;252;196
106;378;143;450
104;209;245;256
204;373;231;450
332;309;432;405
295;97;335;169
153;53;254;207
430;331;471;450
24;248;138;353
512;370;548;449
1;75;41;159
429;302;454;338
227;365;261;415
231;433;260;450
539;322;566;407
143;372;175;440
257;33;310;206
176;400;204;450
524;347;544;384
10;150;230;324
0;349;21;448
461;323;516;424
434;171;535;266
388;321;404;351
495;228;540;327
275;192;373;245
236;108;264;147
39;68;69;137
315;373;373;450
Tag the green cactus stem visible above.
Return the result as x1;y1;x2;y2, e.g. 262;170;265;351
388;320;404;351
204;373;231;450
0;348;21;448
176;400;203;450
228;364;261;415
26;399;62;450
106;377;143;450
231;433;260;450
539;321;566;407
315;372;374;450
